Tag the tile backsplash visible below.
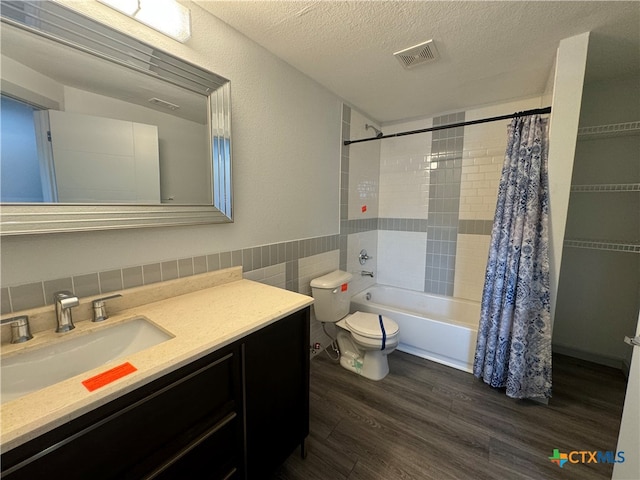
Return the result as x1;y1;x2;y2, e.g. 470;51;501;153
2;235;339;315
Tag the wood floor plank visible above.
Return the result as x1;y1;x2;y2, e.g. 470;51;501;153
271;351;626;480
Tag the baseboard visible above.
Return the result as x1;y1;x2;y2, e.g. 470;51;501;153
621;358;631;379
552;344;628;376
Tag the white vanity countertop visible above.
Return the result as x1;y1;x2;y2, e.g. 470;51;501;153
0;272;313;452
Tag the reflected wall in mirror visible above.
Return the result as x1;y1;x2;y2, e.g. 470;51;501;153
0;0;232;234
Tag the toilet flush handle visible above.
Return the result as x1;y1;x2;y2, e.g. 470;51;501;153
331;283;349;294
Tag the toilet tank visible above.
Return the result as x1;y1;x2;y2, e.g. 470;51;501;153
310;270;353;323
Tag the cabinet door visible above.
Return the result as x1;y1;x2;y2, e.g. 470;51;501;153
1;345;243;480
243;308;310;478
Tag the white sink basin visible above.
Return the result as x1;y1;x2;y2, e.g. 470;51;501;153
1;317;173;404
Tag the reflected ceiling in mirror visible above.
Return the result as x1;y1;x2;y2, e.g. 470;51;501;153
0;0;232;234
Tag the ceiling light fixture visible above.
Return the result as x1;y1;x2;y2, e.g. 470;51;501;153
97;0;191;43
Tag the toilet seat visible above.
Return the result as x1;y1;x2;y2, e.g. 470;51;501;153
345;312;399;339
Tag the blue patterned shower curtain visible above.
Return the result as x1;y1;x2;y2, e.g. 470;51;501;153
473;115;552;400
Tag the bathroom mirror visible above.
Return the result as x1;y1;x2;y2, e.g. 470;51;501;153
0;1;232;235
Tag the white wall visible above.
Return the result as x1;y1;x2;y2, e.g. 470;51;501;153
553;72;640;368
63;87;210;205
546;32;590;327
1;0;342;287
1;55;64;109
579;73;639;125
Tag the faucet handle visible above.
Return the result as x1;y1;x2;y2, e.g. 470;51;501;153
92;294;122;322
54;290;79;308
1;315;33;344
359;249;373;265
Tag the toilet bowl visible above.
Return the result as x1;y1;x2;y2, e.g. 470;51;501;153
310;270;399;381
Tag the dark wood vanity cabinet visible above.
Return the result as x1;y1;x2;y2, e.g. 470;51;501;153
1;307;310;480
244;307;310;477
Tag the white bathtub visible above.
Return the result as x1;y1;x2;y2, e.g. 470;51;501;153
350;285;480;372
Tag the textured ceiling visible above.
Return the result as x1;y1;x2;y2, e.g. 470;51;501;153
195;1;640;124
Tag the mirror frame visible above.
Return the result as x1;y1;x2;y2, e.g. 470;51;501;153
0;1;233;235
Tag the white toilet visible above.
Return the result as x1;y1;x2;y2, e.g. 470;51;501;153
310;270;399;381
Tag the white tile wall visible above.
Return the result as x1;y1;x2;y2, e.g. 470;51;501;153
459;149;503;220
453;234;491;301
379;155;430;218
459;98;544;221
346;231;378;294
379;118;432;219
348;110;380;219
376;230;427;291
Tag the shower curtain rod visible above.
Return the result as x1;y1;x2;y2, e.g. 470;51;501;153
343;106;552;146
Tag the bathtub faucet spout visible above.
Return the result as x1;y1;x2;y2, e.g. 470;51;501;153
361;270;374;277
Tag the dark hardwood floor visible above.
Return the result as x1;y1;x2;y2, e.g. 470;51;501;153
272;351;627;480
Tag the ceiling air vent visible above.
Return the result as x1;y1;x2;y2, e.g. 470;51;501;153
394;39;439;70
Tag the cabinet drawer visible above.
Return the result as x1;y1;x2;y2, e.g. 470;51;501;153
150;412;240;480
2;346;241;480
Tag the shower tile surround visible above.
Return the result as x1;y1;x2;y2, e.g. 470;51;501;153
342;102;530;302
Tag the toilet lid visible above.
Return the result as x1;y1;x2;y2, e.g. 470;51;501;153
346;312;399;338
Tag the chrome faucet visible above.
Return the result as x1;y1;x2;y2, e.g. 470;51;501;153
1;315;33;343
54;291;79;332
92;294;122;322
361;270;374;277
